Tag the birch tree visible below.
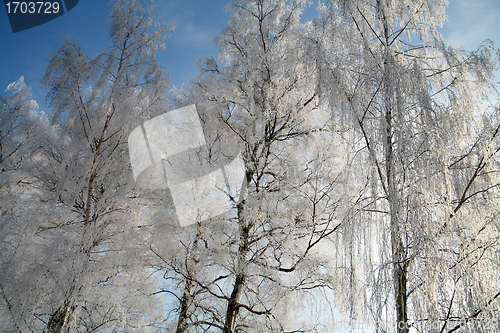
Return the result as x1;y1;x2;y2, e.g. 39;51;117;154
138;0;348;332
310;0;500;331
0;77;57;332
0;0;174;331
158;0;347;331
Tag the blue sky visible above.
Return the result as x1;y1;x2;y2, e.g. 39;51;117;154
1;0;499;113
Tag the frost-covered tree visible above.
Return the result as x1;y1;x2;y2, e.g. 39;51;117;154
309;0;500;331
0;77;42;185
0;77;58;332
0;1;172;332
145;1;348;332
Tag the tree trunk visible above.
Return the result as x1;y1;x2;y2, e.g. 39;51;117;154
175;282;193;333
386;126;409;333
176;231;202;333
389;205;408;333
46;106;112;333
382;35;408;332
47;303;70;333
385;81;409;333
386;102;409;333
224;200;249;333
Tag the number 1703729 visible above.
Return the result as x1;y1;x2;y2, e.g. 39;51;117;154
5;2;60;14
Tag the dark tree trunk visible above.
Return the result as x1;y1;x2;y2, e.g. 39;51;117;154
47;304;70;333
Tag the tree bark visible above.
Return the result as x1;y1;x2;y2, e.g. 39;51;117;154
224;199;250;333
175;281;193;333
47;301;71;333
382;24;409;329
175;231;202;333
384;66;409;333
390;208;408;333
